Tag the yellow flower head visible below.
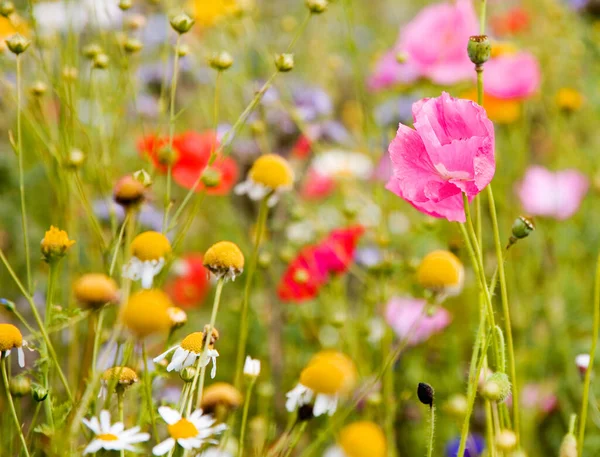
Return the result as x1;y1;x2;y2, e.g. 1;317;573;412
73;273;119;308
0;323;23;352
180;331;208;353
491;42;517;58
102;366;139;387
556;88;584;113
120;289;173;338
300;351;357;395
201;382;243;412
189;0;238;28
338;421;386;457
41;226;76;262
130;231;171;261
248;154;294;189
417;250;464;295
203;241;244;280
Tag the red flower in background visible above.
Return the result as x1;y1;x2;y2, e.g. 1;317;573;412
137;130;238;195
166;254;211;308
278;225;365;303
491;7;530;36
300;169;336;200
291;135;312;159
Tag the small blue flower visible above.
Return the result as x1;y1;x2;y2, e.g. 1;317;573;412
445;434;485;457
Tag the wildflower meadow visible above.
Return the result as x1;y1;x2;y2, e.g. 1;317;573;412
0;0;598;456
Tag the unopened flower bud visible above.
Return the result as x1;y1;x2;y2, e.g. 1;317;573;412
176;43;190;57
250;120;266;135
32;384;49;402
511;216;535;240
417;382;434;407
133;169;152;187
201;167;222;188
114;175;146;207
306;0;327;14
62;66;79;81
0;1;15;17
118;0;132;10
482;372;511;403
560;433;577;457
10;375;31;397
274;53;294;72
125;14;146;30
495;429;517;452
209;51;234;71
6;33;30;55
257;251;272;268
243;356;261;379
30;81;47;97
443;393;468;418
157;145;177;166
83;43;102;59
170;13;194;34
93;53;109;69
123;37;143;54
180;366;196;383
467;35;491;66
65;148;85;169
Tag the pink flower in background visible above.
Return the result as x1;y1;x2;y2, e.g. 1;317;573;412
484;52;541;99
386;92;495;222
517;166;589;220
519;384;558;414
368;0;478;90
385;297;451;345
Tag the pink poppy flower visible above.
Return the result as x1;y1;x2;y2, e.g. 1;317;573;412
516;166;588;220
385;297;451;345
368;0;478;90
484;52;541;100
300;169;336;200
386;92;495;222
519;383;558;414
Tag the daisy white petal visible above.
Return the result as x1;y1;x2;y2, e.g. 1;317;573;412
153;438;176;456
158;406;181;425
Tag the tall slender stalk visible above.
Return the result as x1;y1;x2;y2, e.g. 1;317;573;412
234;197;270;388
1;357;31;457
426;405;436;457
578;252;600;454
237;378;257;457
142;341;159;440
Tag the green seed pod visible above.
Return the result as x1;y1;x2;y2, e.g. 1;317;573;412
467;35;491;66
512;216;535;240
5;33;30;55
274;53;294;72
209;51;234;71
170;13;195;34
180;366;196;383
32;384;49;402
306;0;327;14
201;167;222;188
482;372;511;403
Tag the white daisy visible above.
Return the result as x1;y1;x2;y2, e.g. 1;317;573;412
323;445;347;457
310;150;373;181
285;383;339;417
122;231;171;289
82;410;150;454
576;353;591;372
0;323;29;368
234;154;295;207
243;356;261;378
122;256;166;289
154;332;219;378
152;406;226;456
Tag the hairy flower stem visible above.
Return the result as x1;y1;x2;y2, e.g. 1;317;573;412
118;389;125;457
578;252;600;454
426;405;436;457
163;34;182;232
91;309;105;379
142;341;159;440
192;277;226;413
281;422;308;457
237;379;257;457
234;196;270;389
2;357;31;457
43;262;59;427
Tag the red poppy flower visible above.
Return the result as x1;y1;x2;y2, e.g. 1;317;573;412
491;7;530;36
166;254;211;308
173;156;239;196
277;225;365;303
292;134;312;159
300;169;336;200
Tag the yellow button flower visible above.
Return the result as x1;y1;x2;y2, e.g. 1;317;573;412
113;175;146;207
100;367;139;396
235;154;294;206
189;0;238;28
417;250;464;296
556;88;584;113
73;273;119;309
338;421;386;457
41;225;76;262
0;323;26;367
203;241;244;281
201;382;243;413
123;231;171;288
120;290;173;338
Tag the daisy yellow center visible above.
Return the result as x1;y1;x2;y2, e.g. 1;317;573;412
299;361;346;395
203;241;245;271
97;433;119;442
130;231;171;261
180;332;205;353
248;154;294;189
339;422;386;457
120;290;173;338
416;250;463;289
0;324;23;352
102;367;138;385
73;273;118;306
168;418;198;440
556;88;584;112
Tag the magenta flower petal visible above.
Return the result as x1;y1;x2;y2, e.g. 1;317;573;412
385;297;451;346
484;52;541;99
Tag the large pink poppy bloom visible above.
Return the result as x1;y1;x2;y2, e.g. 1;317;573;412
516;166;588;220
385;297;451;345
386;92;495;222
484;52;541;100
368;0;478;90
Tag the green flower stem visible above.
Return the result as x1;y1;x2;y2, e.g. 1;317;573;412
91;309;105;379
237;378;257;457
191;277;226;413
487;186;520;443
281;422;308;457
234;196;270;389
578;252;600;455
118;389;125;457
426;405;436;457
108;212;131;277
15;54;32;293
1;357;31;457
142;341;159;441
43;261;58;427
163;34;182;232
